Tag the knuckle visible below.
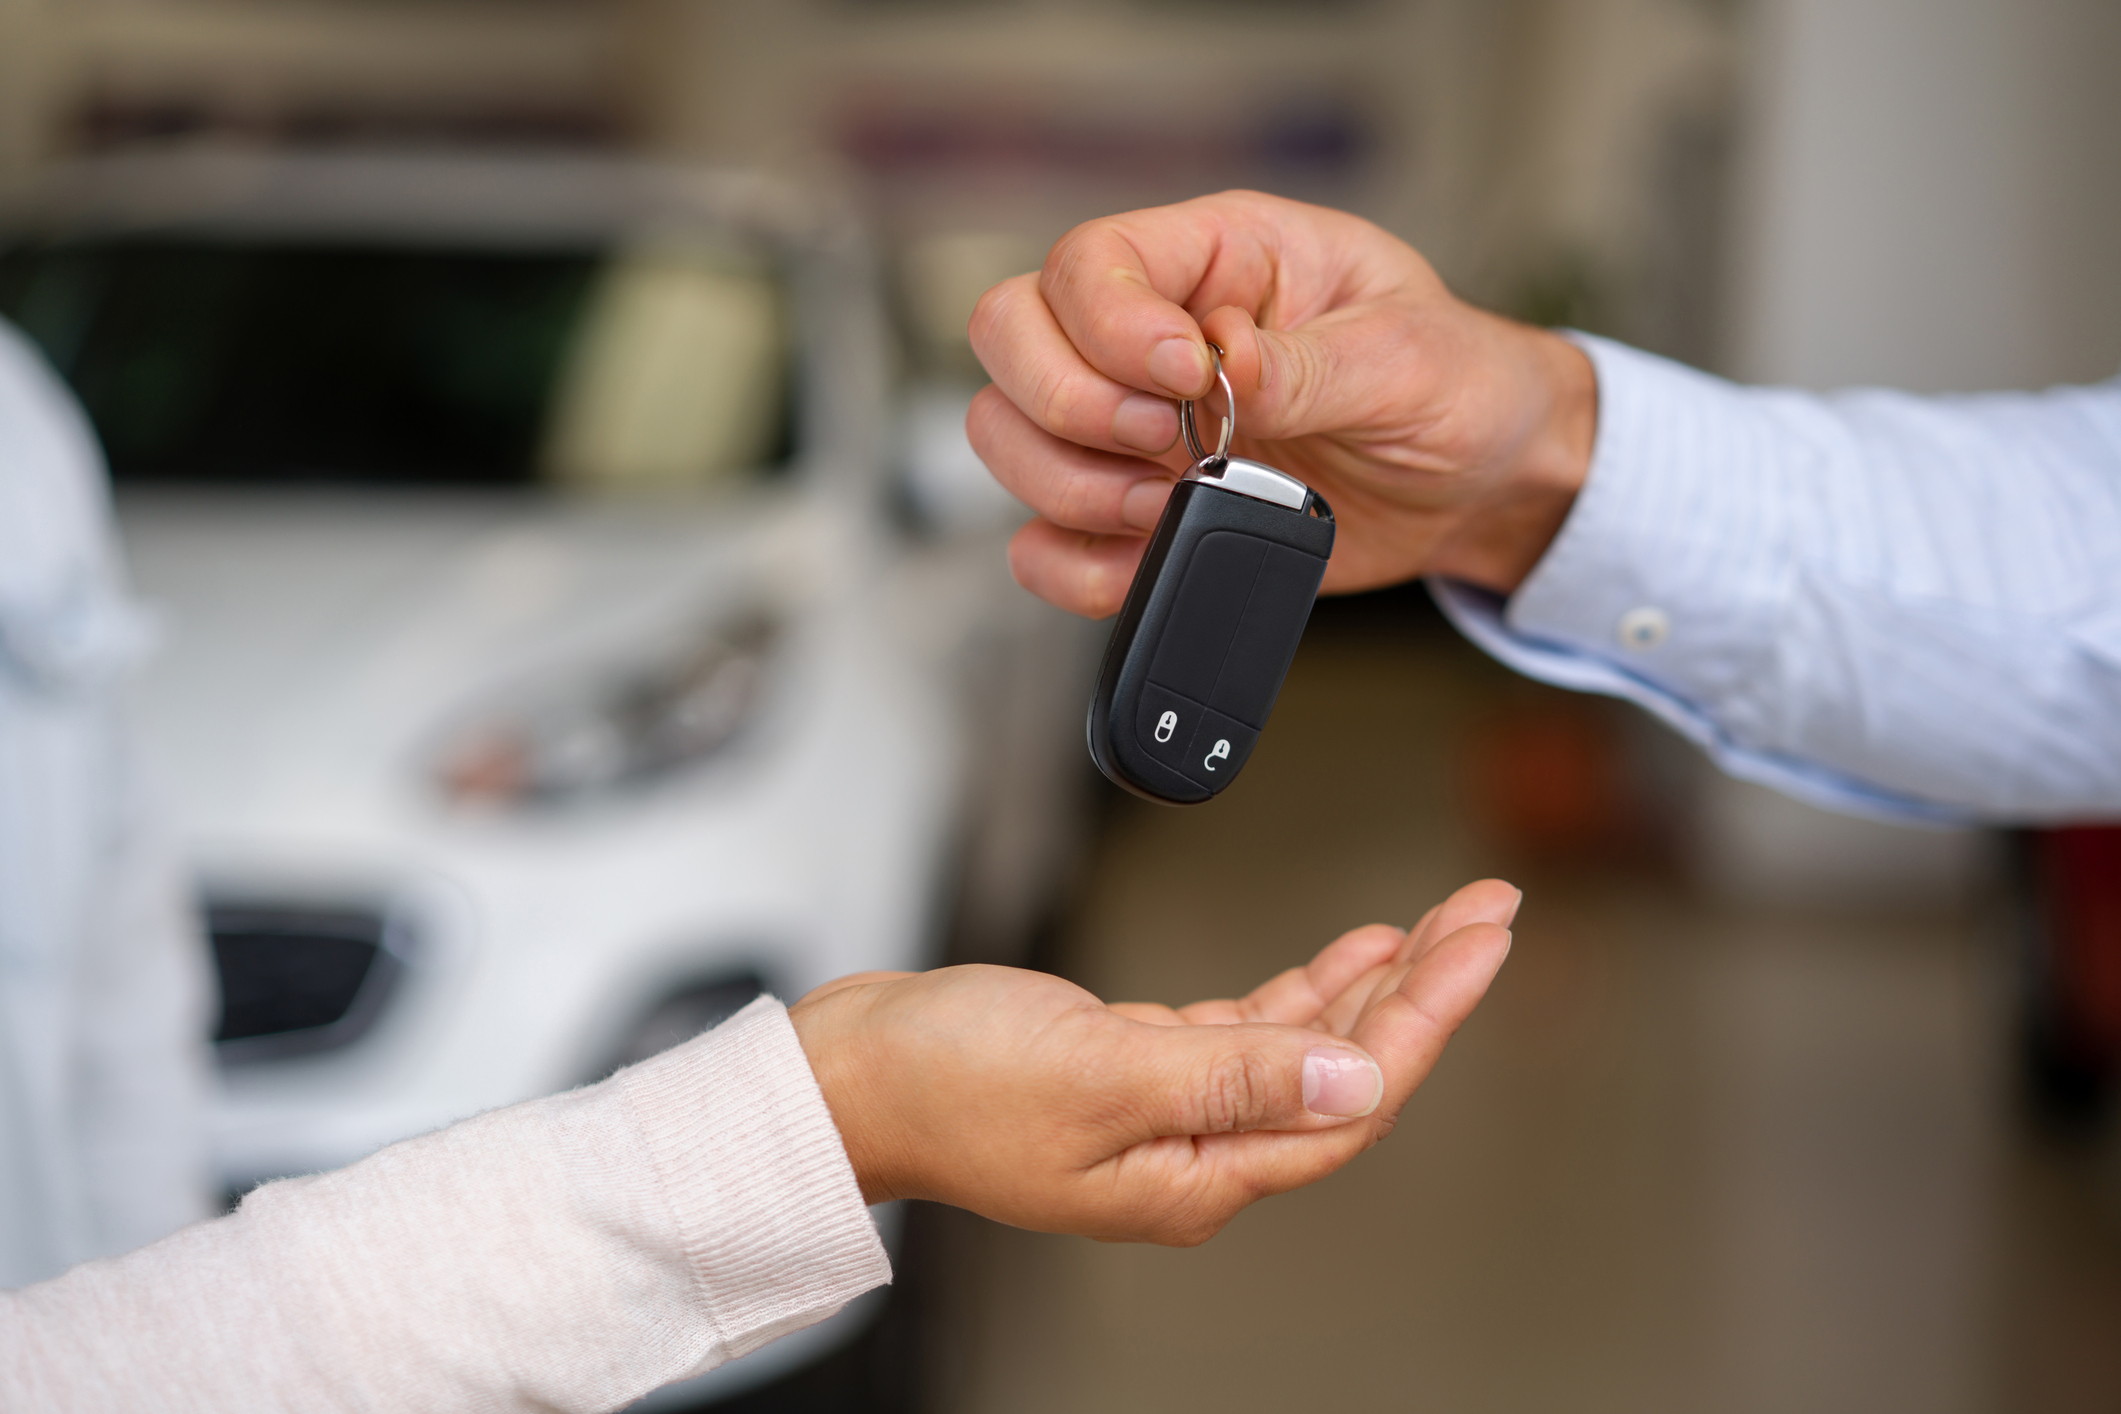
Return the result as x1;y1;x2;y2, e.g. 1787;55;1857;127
966;274;1029;352
1050;465;1114;528
1027;365;1080;438
965;388;1026;472
1080;554;1127;618
1199;1049;1277;1133
1050;478;1090;525
1039;223;1102;293
1042;222;1146;332
962;386;1002;450
1268;336;1331;434
964;291;1002;357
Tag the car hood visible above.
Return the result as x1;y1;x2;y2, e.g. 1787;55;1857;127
115;487;849;863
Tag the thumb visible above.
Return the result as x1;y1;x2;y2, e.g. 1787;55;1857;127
1200;301;1429;445
1114;1020;1386;1140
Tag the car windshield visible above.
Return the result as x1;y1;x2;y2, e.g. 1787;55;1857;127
0;236;794;489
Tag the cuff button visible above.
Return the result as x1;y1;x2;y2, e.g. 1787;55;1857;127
1617;606;1670;650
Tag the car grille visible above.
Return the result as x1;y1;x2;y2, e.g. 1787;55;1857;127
209;902;407;1064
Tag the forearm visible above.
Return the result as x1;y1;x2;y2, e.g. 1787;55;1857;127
1442;336;2121;821
1;998;888;1414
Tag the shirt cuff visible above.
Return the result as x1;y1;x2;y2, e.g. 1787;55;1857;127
1428;579;1962;822
617;996;890;1368
1427;334;1965;824
1498;333;1793;706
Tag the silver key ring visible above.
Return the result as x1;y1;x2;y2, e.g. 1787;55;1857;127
1179;342;1235;467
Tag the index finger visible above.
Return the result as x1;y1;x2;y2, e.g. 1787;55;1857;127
1036;190;1365;407
1030;196;1238;400
969;272;1190;461
1037;204;1228;400
1398;878;1523;963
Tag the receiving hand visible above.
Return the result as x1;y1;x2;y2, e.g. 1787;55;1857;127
787;878;1518;1245
966;190;1597;617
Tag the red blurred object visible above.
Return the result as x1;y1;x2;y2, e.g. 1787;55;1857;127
2032;825;2121;1060
1459;701;1641;863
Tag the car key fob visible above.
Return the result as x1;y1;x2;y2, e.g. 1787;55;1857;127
1087;348;1334;805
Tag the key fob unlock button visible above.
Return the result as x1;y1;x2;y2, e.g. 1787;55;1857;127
1178;706;1258;788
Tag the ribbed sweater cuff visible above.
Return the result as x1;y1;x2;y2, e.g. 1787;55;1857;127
618;996;890;1365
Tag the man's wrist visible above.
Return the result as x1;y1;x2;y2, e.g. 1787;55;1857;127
1427;325;1595;594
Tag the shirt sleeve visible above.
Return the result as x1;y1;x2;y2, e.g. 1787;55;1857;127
0;995;891;1414
1429;334;2121;825
0;317;210;1288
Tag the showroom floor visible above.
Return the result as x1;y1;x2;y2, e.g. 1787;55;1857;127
908;597;2121;1414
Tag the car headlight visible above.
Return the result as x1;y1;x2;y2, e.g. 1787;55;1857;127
431;610;780;808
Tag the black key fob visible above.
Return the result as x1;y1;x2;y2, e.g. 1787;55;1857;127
1087;354;1334;805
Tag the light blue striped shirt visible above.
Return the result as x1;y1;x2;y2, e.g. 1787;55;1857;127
1431;335;2121;825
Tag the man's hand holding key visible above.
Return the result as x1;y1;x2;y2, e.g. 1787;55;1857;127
966;189;1600;617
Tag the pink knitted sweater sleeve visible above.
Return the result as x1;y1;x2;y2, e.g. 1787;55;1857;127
1;996;891;1412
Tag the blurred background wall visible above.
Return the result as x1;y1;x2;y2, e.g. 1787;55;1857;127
1730;0;2121;393
1;0;1739;361
9;0;2117;379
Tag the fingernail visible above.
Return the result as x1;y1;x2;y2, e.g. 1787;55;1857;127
1120;476;1175;531
1303;1047;1383;1118
1147;337;1208;396
1112;393;1178;452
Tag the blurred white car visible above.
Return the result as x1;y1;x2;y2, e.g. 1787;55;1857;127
0;148;1090;1405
